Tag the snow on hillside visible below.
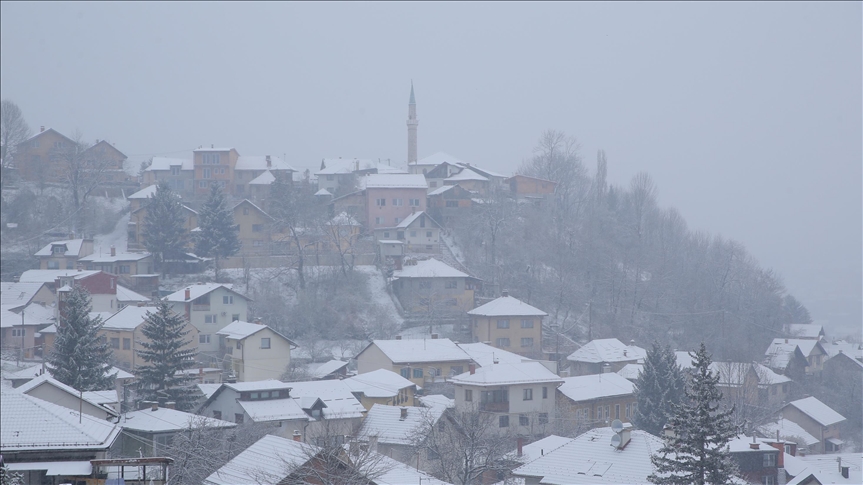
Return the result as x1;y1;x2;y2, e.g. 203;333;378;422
93;212;130;254
355;265;404;327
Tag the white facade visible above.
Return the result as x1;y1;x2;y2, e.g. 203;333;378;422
165;285;249;353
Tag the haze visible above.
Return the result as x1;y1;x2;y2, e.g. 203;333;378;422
1;1;860;336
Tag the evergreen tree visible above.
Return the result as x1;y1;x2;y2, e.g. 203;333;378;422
648;343;739;485
195;184;240;279
634;342;686;436
48;285;115;391
142;182;189;276
0;460;25;485
135;300;199;411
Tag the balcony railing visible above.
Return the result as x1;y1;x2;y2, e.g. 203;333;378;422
192;304;210;312
479;401;509;413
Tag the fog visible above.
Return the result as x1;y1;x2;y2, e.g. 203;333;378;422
1;2;860;336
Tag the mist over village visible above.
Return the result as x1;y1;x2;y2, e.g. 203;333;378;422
0;2;860;485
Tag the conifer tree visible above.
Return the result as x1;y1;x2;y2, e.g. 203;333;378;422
135;300;199;411
195;184;240;279
648;342;739;485
143;182;189;276
634;342;686;436
0;460;25;485
48;285;115;391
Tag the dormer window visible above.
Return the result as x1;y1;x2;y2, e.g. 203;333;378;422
51;245;66;255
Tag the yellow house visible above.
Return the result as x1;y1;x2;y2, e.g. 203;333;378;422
468;292;547;359
355;337;474;388
343;368;419;410
217;320;297;382
232;199;274;255
34;238;94;270
128;203;198;252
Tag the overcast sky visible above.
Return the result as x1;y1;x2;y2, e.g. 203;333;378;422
2;2;860;335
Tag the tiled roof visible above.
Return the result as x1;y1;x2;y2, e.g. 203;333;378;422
203;434;315;485
121;407;235;433
360;403;446;445
366;338;471;365
450;362;563;387
467;295;547;317
34;239;86;257
557;373;634;402
392;258;470;279
344;369;415;398
784;396;846;427
566;338;646;364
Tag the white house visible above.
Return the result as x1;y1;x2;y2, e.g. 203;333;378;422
217;320;297;382
566;338;647;376
163;283;250;354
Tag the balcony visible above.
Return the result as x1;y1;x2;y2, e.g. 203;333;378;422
479;401;509;413
192;304;210;312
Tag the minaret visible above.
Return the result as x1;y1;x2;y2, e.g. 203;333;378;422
407;81;418;165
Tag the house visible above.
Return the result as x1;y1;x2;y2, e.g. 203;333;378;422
54;270;122;318
15;373;119;420
0;281;54;310
450;361;563;436
128;201;198;252
163;283;250;355
202;434;318;485
373;210;442;253
81;139;132;186
821;340;863;361
359;403;447;465
34;238;94;270
455;162;509;193
766;339;829;377
232;199;275;255
556;373;636;430
426;184;474;227
191;147;240;195
1;303;54;359
785;323;826;340
511;426;663;485
127;184;159;212
444;167;490;194
0;387;121;484
78;248;154;280
233;154;296;197
343;369;419;410
316;157;403;196
115;284;151;309
309;359;350;380
566;338;647;376
355;337;474;387
783;452;862;485
780;397;846;454
390;258;480;315
99;305;200;372
423;161;461;191
763;340;811;381
726;435;785;485
710;361;792;410
119;402;235;457
467;291;547;358
505;174;557;206
409;152;462;177
217;320;297;382
141;157;195;198
363;173;428;230
756;418;821;454
12;127;76;184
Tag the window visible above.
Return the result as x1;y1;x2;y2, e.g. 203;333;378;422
542;387;548;399
762;477;775;485
119;265;130;274
198;180;207;188
11;328;25;337
539;413;549;424
252;224;264;233
444;281;458;289
232;314;240;321
521;319;534;328
213;411;222;419
234;413;244;424
419;281;431;289
392;198;403;206
782;383;788;393
203;168;212;179
199;334;210;344
48;261;60;269
260;337;271;349
496;338;510;347
205;315;217;324
394;217;401;224
499;415;509;428
383;231;390;238
605;406;610;419
521;338;534;347
376;198;386;207
615;404;620;419
401;368;410;378
426;231;433;237
111;338;120;349
523;388;533;401
410;230;417;237
409;198;421;206
519;415;529;426
326;175;334;181
375;217;384;224
236;342;242;349
446;200;458;207
465;389;473;401
625;403;631;419
413;368;423;378
496;319;510;329
223;295;233;304
123;338;131;350
763;453;776;467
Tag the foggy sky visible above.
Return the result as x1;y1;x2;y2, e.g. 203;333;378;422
1;2;860;335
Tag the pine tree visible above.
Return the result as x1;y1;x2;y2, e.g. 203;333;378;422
135;300;199;411
634;342;686;436
0;460;25;485
143;182;189;276
195;184;240;279
48;285;116;391
648;342;740;485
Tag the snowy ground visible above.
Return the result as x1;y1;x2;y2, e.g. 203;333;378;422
355;265;404;327
440;232;466;266
93;211;130;254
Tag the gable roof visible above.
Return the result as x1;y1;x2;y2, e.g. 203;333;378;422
428;185;456;196
34;239;87;257
456;342;531;366
1;303;54;328
121;407;235;433
216;320;296;346
100;305;157;331
361;173;427;189
79;251;151;263
232;199;273;219
392;258;470;279
285;380;367;420
767;338;827;359
756;418;820;446
505;434;573;462
360;338;471;365
115;284;150;302
784;396;846;427
83;140;126;159
763;342;808;370
618;363;644;380
785;323;825;339
310;359;350;379
344;369;416;398
446;167;488;182
450;361;563;387
395;211;441;230
416;152;464;167
360;403;446;446
369;453;452;485
455;162;507;179
467;295;547;317
18;269;101;283
234;155;296;172
248;170;276;185
0;387;120;452
203;434;316;485
557;373;634;402
163;283;250;302
566;338;646;364
144;156;193;171
17;373;119;417
1;282;48;308
22;127;75;145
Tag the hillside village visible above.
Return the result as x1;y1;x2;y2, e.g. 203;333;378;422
1;87;861;485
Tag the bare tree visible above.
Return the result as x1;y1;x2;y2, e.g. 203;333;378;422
0;99;32;192
53;131;115;234
288;422;394;485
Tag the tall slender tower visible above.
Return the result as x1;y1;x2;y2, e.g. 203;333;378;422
407;81;418;165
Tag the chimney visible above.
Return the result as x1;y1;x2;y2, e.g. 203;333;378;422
40;126;45;132
211;144;214;148
395;335;402;340
501;290;508;297
293;430;302;442
749;442;760;450
165;401;176;410
431;333;438;339
266;155;271;168
185;288;191;300
151;402;159;411
785;338;789;344
400;407;408;420
254;317;263;325
110;245;116;257
841;466;849;479
517;437;524;457
469;363;476;375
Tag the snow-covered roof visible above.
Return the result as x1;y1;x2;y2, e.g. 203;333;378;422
446;167;488;182
1;303;54;328
767;338;824;359
785;323;824;339
450;362;563;387
17;373;119;416
310;359;349;379
763;342;802;370
344;369;416;398
83;390;118;406
3;363;132;382
235;155;296;172
618;363;644;380
121;407;236;433
392;258;470;279
18;269;100;284
468;295;547;317
457;342;531;366
505;434;573;462
248;170;275;185
238;398;307;423
116;284;150;302
0;387;121;452
224;380;291;392
329;212;361;226
566;338;646;364
726;435;784;453
101;305;157;331
822;340;863;360
784;396;846;427
163;283;248;302
512;427;662;485
784;453;862;485
286;380;366;420
196;383;222;400
360;403;446;445
145;157;193;171
428;185;455;196
79;252;151;263
203;434;315;485
370;453;452;485
365;338;471;365
394;210;441;230
217;320;296;346
127;184;159;199
1;282;47;307
34;239;87;257
317;158;377;175
360;173;428;189
416;152;464;167
756;418;820;447
418;394;455;410
557;373;634;402
314;188;332;196
456;162;507;179
193;147;234;152
752;363;792;385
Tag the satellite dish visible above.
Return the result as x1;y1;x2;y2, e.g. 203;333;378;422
610;433;622;448
611;419;624;433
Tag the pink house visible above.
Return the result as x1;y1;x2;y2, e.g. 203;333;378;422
363;174;428;231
